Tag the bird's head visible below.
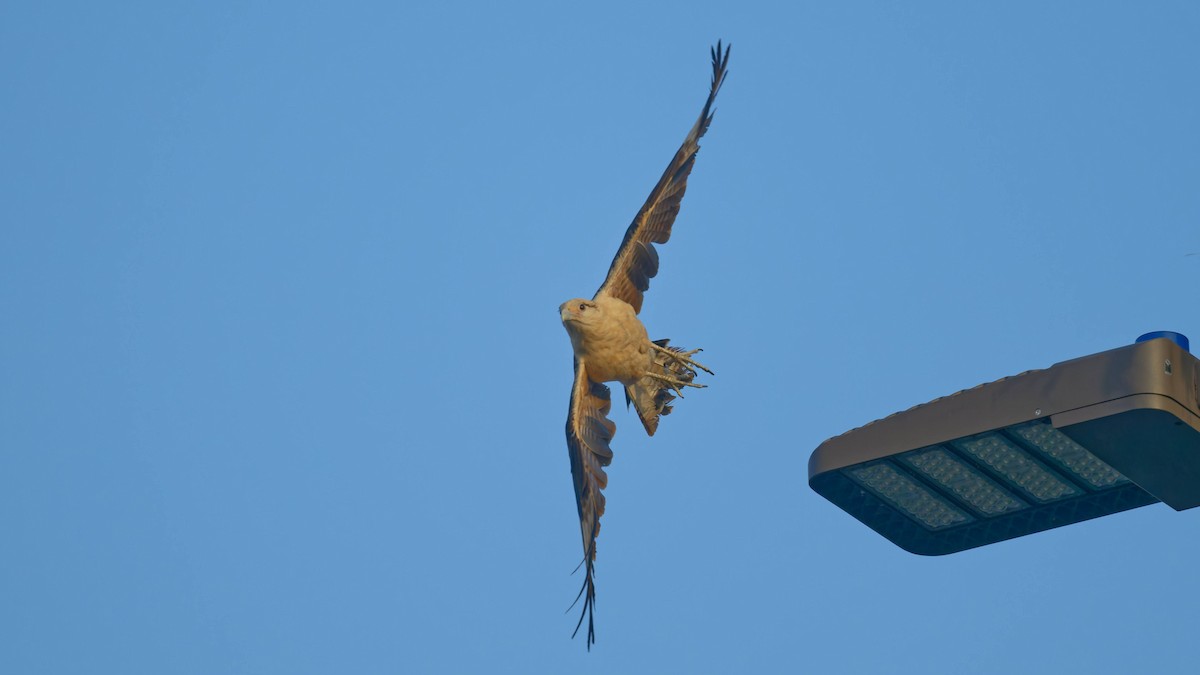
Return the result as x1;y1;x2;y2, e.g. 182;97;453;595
559;298;600;334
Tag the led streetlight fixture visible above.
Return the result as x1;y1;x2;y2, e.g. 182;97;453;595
809;332;1200;555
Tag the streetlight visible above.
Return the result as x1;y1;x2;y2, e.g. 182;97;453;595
808;332;1200;555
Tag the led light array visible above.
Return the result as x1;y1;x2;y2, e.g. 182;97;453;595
845;421;1130;531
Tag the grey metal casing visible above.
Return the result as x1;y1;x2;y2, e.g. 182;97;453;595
809;337;1200;554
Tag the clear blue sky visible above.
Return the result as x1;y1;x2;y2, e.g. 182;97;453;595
3;1;1199;673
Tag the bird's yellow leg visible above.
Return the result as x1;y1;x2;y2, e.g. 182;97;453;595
649;343;714;375
643;371;706;398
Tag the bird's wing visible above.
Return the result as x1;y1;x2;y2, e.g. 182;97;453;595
594;41;730;314
565;358;615;650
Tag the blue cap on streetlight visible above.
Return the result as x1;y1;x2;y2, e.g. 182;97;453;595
1136;331;1189;352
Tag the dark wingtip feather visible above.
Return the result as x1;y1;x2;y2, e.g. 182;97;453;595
710;39;731;91
568;540;598;650
693;40;731;143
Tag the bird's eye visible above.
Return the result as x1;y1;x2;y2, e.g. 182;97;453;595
578;303;587;311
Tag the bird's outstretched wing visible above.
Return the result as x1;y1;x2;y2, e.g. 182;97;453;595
594;41;731;314
565;359;615;649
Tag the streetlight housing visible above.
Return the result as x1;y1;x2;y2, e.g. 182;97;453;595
808;334;1200;555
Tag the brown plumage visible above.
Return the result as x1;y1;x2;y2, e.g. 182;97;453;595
559;41;729;650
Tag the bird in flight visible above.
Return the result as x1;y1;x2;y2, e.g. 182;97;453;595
558;41;730;649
